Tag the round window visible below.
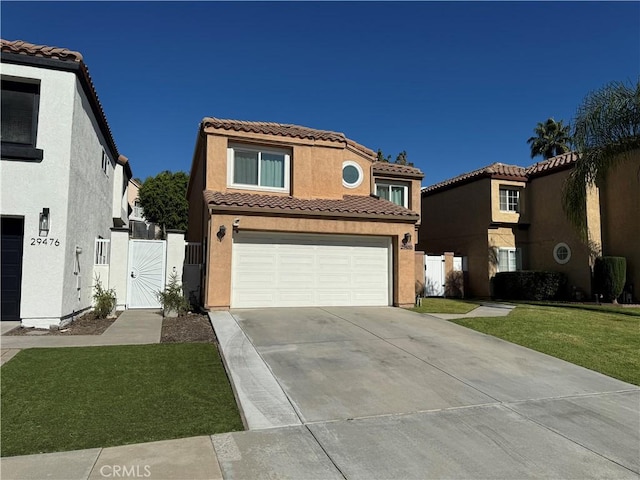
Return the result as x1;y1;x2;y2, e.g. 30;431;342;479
553;243;571;264
342;161;363;188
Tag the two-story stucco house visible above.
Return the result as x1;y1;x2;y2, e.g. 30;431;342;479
1;39;131;327
187;118;424;309
418;151;639;301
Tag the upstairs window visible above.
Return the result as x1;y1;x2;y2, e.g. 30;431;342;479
101;151;109;176
1;79;43;161
499;188;519;212
228;144;289;192
376;181;409;208
342;161;364;188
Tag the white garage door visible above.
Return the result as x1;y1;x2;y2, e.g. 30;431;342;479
232;232;391;308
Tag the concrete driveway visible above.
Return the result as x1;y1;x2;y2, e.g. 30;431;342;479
211;307;639;479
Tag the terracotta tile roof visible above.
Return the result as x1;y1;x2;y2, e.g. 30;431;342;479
372;161;424;178
422;163;527;194
201;117;375;158
525;152;577;176
422;152;580;195
204;191;419;220
1;39;83;62
1;39;124;169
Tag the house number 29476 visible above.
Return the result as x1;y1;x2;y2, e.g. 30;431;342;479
30;238;60;246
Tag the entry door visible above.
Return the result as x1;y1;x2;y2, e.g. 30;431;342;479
1;217;24;320
127;240;166;308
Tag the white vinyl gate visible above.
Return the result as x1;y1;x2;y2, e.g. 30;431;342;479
424;254;465;297
424;255;445;296
127;240;166;308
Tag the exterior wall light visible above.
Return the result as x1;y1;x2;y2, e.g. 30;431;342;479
39;208;50;237
403;232;412;244
217;225;227;241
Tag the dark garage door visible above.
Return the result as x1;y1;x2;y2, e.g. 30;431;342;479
1;217;24;321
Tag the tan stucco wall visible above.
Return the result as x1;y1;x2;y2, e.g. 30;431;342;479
127;180;140;206
204;213;417;309
203;130;375;200
599;151;640;299
526;169;593;294
490;179;527;224
415;251;425;296
419;178;493;296
186;138;206;243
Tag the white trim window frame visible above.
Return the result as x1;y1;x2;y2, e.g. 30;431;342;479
342;160;364;189
497;247;522;272
227;144;290;193
553;242;571;264
375;181;409;208
499;187;519;212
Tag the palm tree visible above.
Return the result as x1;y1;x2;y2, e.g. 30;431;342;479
527;118;572;159
562;80;640;238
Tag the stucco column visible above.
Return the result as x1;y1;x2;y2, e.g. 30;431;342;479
165;229;186;285
108;227;129;310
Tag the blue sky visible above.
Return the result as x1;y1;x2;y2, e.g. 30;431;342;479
3;2;639;186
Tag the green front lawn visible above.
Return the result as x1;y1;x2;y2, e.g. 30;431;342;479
452;304;640;385
1;344;243;457
410;298;478;314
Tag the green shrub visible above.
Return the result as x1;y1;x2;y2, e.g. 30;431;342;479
493;271;567;301
93;275;117;319
594;256;627;303
157;272;190;316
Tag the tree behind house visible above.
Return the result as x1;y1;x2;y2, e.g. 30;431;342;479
527;118;572;160
138;171;189;235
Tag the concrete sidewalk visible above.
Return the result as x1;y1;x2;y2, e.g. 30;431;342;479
0;309;162;351
1;436;223;480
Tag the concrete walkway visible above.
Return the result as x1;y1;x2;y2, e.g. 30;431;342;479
0;309;162;352
427;301;516;320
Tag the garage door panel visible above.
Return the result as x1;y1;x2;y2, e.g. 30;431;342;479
317;273;351;286
279;277;315;289
278;291;316;304
318;255;350;268
316;292;352;305
232;233;390;308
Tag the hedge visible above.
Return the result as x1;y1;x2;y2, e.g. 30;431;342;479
594;256;626;302
493;271;567;301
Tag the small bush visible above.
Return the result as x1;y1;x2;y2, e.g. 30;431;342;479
93;275;117;319
445;271;465;298
493;271;567;301
594;256;627;303
157;272;190;316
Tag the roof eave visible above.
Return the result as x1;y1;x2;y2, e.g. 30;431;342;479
207;203;419;223
1;50;121;163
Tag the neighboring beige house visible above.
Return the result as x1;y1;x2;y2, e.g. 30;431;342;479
127;178;160;239
418;151;639;301
187;117;423;309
